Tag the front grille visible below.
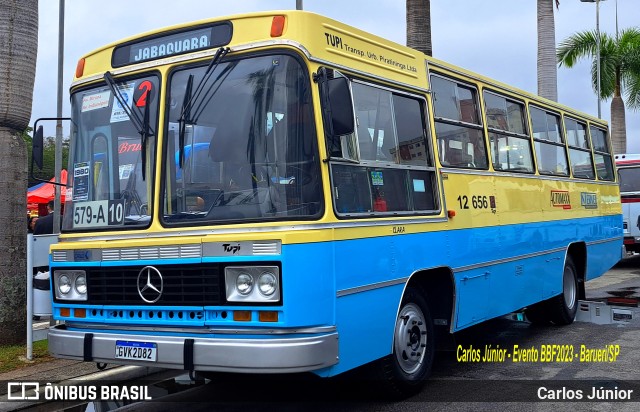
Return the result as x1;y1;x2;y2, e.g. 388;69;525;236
85;264;222;306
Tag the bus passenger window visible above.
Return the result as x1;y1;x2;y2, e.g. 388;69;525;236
483;91;533;173
328;73;439;218
352;82;397;163
590;126;615;181
369;169;409;212
332;164;372;213
530;106;568;176
393;94;430;167
565;117;595;179
431;75;487;169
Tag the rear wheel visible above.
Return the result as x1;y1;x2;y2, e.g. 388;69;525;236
526;256;578;325
373;286;435;398
549;256;578;325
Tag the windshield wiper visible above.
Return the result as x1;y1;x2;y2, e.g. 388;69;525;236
178;74;194;169
104;71;155;179
177;47;230;167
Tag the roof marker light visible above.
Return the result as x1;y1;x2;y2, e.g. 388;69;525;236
271;15;286;37
75;58;85;78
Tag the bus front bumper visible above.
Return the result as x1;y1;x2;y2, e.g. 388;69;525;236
48;324;339;373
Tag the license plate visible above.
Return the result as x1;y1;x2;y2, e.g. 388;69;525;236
115;340;157;362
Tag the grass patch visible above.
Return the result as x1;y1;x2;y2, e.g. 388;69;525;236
0;340;54;373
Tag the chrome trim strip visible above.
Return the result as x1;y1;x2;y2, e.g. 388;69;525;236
48;325;339;373
448;236;621;273
336;236;622;297
63;322;336;335
453;247;568;273
441;167;619;186
337;277;408;298
586;236;624;246
58;217;449;243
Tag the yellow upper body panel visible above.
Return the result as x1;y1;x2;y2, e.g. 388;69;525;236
57;10;617;252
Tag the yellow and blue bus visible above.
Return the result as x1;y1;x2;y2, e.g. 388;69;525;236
43;10;622;396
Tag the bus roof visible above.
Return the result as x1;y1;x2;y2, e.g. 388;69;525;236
73;10;606;126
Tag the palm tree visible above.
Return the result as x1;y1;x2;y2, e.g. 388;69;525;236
557;28;640;154
0;0;38;345
406;0;432;56
537;0;560;101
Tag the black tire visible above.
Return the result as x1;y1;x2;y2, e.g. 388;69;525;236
549;256;579;325
525;256;578;326
373;286;435;398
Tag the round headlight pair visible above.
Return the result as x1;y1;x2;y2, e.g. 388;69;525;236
58;273;87;295
235;272;277;297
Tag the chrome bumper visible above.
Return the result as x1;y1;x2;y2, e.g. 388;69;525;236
48;325;339;373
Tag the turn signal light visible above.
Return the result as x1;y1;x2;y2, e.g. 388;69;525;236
75;58;85;78
74;308;86;318
271;15;286;37
60;308;71;317
258;311;278;322
447;210;456;218
233;311;252;321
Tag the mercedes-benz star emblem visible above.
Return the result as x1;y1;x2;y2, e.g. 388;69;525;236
137;266;164;303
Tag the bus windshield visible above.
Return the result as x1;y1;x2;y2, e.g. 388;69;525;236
64;75;159;231
618;166;640;193
162;54;321;224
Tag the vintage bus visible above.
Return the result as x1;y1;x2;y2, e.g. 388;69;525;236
614;154;640;254
41;11;622;396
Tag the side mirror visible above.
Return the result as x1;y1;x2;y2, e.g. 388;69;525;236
32;126;44;170
326;77;354;137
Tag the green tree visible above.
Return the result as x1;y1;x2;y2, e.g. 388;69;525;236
537;0;560;101
406;0;432;56
0;0;38;345
557;28;640;154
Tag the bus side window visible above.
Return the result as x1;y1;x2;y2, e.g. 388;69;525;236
483;91;534;173
332;164;372;213
431;74;487;169
589;126;615;181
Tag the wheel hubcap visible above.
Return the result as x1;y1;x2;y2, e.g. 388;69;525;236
394;303;428;375
563;266;577;310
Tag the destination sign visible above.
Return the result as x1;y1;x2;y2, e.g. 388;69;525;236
112;22;232;67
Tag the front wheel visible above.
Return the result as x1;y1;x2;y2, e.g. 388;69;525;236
374;286;435;398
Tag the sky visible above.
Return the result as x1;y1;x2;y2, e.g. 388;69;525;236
31;0;640;151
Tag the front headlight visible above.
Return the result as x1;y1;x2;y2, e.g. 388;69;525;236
225;266;280;303
258;272;277;296
59;275;71;295
236;273;254;295
54;270;87;301
75;274;87;294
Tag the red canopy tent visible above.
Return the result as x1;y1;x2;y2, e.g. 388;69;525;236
27;170;68;204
